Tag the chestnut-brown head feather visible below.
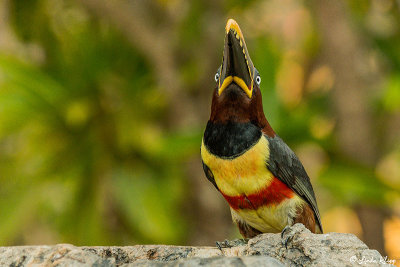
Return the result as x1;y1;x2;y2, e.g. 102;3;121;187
210;83;274;137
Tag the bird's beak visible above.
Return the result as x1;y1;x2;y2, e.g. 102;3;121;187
218;19;255;98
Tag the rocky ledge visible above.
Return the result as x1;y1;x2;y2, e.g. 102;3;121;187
0;224;392;267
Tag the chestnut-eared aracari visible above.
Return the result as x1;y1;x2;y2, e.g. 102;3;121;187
201;19;323;238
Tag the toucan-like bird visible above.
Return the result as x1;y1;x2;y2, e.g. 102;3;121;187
201;19;323;239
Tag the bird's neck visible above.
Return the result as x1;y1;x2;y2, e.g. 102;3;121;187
209;88;275;138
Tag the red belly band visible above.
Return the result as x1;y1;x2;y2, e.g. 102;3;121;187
221;177;294;210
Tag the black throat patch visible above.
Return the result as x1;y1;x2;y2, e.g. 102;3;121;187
203;121;262;159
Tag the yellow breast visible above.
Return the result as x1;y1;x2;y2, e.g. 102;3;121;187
201;136;275;196
231;194;305;232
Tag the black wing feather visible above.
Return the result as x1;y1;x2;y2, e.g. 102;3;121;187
202;161;219;191
266;135;323;232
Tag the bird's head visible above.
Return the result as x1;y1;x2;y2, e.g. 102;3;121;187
210;19;273;134
216;19;259;99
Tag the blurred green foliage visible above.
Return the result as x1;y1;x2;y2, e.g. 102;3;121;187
0;0;399;247
0;0;201;245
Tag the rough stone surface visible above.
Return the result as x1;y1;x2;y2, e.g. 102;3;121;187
0;224;393;267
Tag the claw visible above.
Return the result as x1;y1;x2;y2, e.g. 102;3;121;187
215;238;249;250
281;225;292;248
282;234;294;248
230;238;249;246
281;225;291;239
216;241;222;250
215;239;229;250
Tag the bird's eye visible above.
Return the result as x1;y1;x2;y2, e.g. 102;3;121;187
215;72;220;82
255;75;261;85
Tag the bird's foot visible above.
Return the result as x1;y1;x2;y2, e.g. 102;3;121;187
281;225;294;248
216;238;249;250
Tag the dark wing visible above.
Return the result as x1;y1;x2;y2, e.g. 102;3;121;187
202;161;219;191
265;135;323;232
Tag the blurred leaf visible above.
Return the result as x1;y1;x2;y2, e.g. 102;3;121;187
0;54;68;107
320;161;393;205
112;167;185;244
382;74;400;112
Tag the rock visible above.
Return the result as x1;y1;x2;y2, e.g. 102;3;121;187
130;256;284;267
0;224;393;267
0;244;115;266
242;223;391;267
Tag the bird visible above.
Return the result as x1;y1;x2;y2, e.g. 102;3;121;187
200;19;323;241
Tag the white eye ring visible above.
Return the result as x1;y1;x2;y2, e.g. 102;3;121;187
215;72;220;82
255;75;261;85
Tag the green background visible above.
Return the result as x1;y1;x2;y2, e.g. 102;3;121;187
0;0;399;259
